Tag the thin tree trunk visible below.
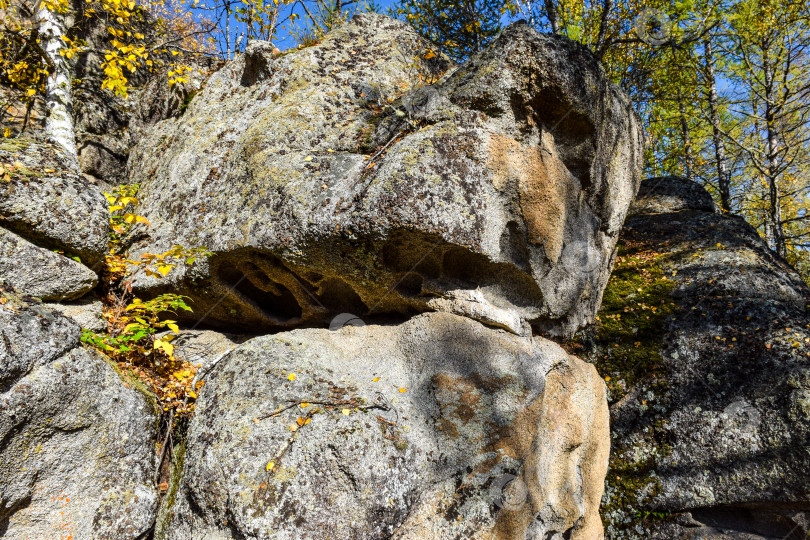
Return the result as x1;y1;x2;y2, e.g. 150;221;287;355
594;0;613;59
752;107;776;249
544;0;558;34
37;1;78;169
703;39;731;212
677;96;695;182
763;47;786;256
225;0;231;59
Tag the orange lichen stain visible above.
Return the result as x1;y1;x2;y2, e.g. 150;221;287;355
53;490;74;540
487;132;579;263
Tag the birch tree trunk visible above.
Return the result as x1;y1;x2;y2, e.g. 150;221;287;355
36;1;78;169
762;49;786;257
703;39;731;213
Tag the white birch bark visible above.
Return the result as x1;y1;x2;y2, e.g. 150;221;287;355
36;0;78;169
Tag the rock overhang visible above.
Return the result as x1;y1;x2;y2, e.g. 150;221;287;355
127;13;644;338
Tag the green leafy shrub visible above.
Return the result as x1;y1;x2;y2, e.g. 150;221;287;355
81;184;211;414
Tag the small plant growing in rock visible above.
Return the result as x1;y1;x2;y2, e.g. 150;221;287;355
81;184;211;415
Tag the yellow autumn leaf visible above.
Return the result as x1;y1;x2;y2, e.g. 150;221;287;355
342;409;350;415
398;388;407;393
157;265;172;276
288;373;296;381
423;51;436;59
189;390;197;399
296;417;304;426
166;322;180;333
266;461;275;471
3;128;10;138
372;377;380;382
154;339;174;356
300;402;310;408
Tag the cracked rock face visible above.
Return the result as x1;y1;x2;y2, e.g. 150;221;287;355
156;312;609;540
128;13;643;338
0;290;160;539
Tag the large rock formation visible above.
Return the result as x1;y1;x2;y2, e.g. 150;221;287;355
0;285;160;538
157;312;609;539
127;13;643;338
577;177;810;539
0;13;649;538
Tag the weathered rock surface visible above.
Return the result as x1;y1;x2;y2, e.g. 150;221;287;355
45;296;107;332
576;177;810;539
0;136;108;267
629;175;716;215
0;286;160;538
74;60;216;186
0;227;98;301
157;312;609;539
128;14;643;338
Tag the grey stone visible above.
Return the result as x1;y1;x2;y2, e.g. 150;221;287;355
45;297;106;332
0;227;98;301
157;312;610;539
127;14;643;338
0;283;79;389
0;289;160;539
167;328;249;377
0;137;108;267
630;175;716;215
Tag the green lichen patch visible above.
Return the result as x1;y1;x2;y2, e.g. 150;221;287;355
0;137;31;153
568;237;681;538
600;417;674;538
1;160;46;183
153;426;188;540
574;239;678;402
179;90;198;115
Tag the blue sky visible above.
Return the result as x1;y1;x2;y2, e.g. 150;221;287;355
197;0;402;53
